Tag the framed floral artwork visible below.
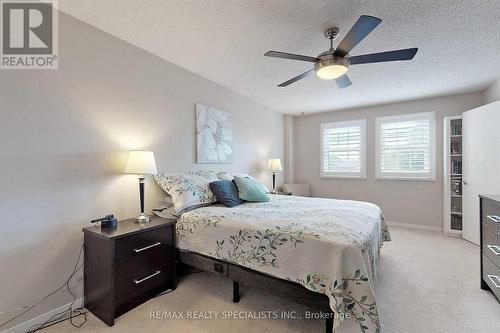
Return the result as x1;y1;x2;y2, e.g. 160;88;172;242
196;103;233;163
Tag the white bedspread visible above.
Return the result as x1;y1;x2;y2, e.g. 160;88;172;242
177;195;391;332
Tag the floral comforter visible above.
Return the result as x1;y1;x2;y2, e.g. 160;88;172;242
177;195;391;332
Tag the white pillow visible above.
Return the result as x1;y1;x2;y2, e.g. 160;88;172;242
154;171;219;214
216;172;270;192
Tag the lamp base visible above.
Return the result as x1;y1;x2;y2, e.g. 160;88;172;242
134;213;151;223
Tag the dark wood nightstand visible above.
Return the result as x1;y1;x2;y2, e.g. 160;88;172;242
83;217;177;326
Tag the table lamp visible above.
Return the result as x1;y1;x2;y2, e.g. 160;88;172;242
124;151;157;223
268;158;283;194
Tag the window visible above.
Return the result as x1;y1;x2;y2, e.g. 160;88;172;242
375;111;436;180
320;119;366;178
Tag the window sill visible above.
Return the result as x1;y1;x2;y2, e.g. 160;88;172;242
321;174;367;180
375;176;436;182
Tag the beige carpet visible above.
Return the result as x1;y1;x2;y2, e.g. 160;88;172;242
43;227;500;333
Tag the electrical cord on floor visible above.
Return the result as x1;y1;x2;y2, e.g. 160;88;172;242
24;311;87;333
0;275;83;319
27;243;87;332
27;286;87;333
0;243;87;332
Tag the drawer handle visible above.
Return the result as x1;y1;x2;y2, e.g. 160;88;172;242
487;215;500;223
133;270;161;284
133;242;162;253
487;275;500;289
487;245;500;256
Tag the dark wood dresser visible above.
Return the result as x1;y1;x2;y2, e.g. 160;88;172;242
480;194;500;301
83;217;177;326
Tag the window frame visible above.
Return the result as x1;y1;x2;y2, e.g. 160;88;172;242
320;119;367;179
375;111;436;181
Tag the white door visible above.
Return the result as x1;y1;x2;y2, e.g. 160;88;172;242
462;101;500;245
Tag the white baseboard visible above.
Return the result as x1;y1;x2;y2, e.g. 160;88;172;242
386;221;442;232
1;298;83;333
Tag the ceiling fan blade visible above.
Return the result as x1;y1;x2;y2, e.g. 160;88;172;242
334;15;382;57
277;69;314;87
265;51;319;63
350;48;418;65
335;74;352;89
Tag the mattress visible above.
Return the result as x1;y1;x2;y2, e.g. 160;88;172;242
176;195;391;332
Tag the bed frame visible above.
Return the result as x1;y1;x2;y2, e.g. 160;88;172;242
178;250;335;332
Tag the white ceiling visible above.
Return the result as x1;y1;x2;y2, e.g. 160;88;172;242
60;0;500;114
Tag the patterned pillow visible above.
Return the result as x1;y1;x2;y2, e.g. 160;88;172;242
154;171;219;214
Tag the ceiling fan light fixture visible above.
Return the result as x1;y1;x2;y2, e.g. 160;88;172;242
314;58;349;80
265;16;418;88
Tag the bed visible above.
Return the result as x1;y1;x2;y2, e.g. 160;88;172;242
174;194;390;333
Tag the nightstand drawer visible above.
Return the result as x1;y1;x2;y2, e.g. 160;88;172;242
115;243;170;273
481;199;500;233
116;243;171;273
482;253;500;301
483;226;500;269
115;266;170;308
115;226;172;268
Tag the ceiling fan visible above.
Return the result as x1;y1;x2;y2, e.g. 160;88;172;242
264;15;418;89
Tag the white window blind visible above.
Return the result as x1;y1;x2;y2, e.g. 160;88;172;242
375;111;436;180
320;119;366;178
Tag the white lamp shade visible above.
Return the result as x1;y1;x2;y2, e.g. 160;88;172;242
124;151;157;175
268;158;283;172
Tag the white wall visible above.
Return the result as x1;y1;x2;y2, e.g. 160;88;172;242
0;13;283;330
283;114;294;184
293;93;483;228
483;76;500;103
